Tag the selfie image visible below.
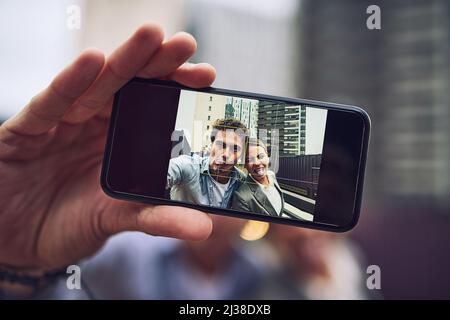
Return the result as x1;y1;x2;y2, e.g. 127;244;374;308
1;0;450;306
167;90;327;221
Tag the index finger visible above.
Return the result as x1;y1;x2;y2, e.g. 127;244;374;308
63;23;165;124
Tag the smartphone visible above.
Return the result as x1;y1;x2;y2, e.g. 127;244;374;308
101;78;370;232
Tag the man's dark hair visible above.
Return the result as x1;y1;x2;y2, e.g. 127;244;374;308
210;118;248;143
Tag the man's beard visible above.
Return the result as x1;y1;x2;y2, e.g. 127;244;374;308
210;162;233;180
212;164;232;173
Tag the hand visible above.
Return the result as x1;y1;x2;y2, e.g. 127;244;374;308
0;23;215;271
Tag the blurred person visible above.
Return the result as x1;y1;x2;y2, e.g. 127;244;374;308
8;213;370;299
260;225;371;299
0;23;217;298
164;215;253;299
33;215;266;299
167;118;247;208
231;138;284;216
66;219;370;300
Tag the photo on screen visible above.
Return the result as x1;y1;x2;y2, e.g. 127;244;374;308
166;90;327;221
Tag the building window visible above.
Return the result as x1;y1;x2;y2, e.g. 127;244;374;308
208;115;211;120
209;96;213;102
207;125;210;130
208;106;211;111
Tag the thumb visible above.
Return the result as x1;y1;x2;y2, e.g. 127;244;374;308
101;202;213;241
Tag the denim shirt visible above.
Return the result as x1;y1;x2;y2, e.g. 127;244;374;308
167;154;245;208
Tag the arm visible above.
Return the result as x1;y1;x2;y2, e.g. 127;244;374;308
166;155;195;189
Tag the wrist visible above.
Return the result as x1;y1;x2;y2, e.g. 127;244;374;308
0;264;66;298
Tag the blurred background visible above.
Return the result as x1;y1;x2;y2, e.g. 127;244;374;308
1;0;449;299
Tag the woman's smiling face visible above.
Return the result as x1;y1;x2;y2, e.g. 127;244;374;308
246;145;270;180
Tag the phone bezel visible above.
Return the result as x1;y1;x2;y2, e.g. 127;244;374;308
101;78;371;232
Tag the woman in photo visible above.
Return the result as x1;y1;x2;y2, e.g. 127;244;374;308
231;138;284;217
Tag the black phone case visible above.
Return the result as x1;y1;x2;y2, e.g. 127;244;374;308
101;78;371;232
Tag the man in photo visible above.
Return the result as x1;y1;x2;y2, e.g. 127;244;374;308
167;118;248;208
231;138;284;217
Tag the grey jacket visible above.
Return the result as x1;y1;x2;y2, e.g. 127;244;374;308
231;171;284;217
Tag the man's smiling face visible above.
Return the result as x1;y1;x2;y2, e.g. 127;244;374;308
209;129;244;174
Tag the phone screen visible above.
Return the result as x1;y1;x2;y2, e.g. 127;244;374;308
170;90;327;221
103;79;369;231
